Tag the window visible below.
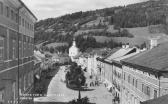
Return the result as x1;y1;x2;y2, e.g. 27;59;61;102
11;10;14;20
5;6;9;17
154;90;157;98
0;2;3;15
12;40;16;59
23;42;26;57
135;79;138;88
133;78;135;86
19;78;22;95
19;16;21;25
128;75;130;83
124;72;126;80
15;13;18;22
12;82;16;103
32;25;34;31
142;84;144;92
147;86;150;96
25;20;26;28
0;89;4;104
19;41;22;58
24;76;26;91
22;18;24;27
25;21;27;28
0;37;4;61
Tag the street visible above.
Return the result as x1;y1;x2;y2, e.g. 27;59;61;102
34;66;113;104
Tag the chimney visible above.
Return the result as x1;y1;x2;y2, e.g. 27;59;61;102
122;44;126;48
150;38;158;49
125;43;130;49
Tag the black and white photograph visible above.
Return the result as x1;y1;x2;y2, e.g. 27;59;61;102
0;0;168;104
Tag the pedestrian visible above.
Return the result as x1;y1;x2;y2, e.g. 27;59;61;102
94;81;97;86
92;81;95;87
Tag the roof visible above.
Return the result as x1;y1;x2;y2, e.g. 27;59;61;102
141;94;168;104
115;51;139;61
122;43;168;72
103;47;121;59
19;0;38;20
106;47;137;61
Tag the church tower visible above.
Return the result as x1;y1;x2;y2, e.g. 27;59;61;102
69;38;79;62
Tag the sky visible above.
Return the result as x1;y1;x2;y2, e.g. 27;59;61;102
22;0;147;20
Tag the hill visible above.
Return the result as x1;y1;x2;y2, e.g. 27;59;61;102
34;0;168;52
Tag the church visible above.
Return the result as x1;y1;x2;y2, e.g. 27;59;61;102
69;39;79;62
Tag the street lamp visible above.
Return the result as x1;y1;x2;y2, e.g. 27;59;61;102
77;77;82;102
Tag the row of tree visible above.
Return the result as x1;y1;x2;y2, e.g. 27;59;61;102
78;29;134;38
75;35;122;52
40;35;123;53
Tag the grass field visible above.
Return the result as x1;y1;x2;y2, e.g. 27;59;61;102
74;29;104;36
46;42;68;48
94;26;168;46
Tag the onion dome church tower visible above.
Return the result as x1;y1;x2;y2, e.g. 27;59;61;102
69;38;79;62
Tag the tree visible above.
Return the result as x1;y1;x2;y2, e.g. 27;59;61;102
49;46;55;53
66;62;86;88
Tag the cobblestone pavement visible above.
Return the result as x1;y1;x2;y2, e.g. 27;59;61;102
34;66;113;104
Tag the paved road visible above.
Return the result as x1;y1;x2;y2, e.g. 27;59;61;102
34;66;113;104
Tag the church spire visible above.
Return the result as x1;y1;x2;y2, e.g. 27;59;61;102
72;38;76;46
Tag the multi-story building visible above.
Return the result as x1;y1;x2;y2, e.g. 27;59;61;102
0;0;37;104
76;48;111;77
121;43;168;104
97;46;140;103
141;94;168;104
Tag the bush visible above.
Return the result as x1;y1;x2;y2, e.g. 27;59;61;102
68;96;90;104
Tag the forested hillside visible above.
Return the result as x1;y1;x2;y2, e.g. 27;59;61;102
35;0;168;52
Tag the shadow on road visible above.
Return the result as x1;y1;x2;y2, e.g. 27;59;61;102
74;88;95;91
67;85;95;92
35;102;67;104
35;102;96;104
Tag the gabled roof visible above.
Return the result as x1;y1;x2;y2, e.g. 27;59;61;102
103;47;121;59
122;42;168;72
105;47;137;61
115;51;139;61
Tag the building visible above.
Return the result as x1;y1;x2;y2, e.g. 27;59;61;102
34;50;45;81
97;46;140;103
75;48;111;77
0;0;37;104
121;43;168;104
69;39;79;62
141;94;168;104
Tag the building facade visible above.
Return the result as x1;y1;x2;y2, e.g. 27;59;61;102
0;0;37;104
97;46;140;104
96;43;168;104
121;43;168;104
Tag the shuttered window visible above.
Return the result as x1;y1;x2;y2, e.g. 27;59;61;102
0;36;4;61
0;2;3;15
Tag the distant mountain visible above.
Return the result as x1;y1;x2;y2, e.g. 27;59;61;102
35;0;168;45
